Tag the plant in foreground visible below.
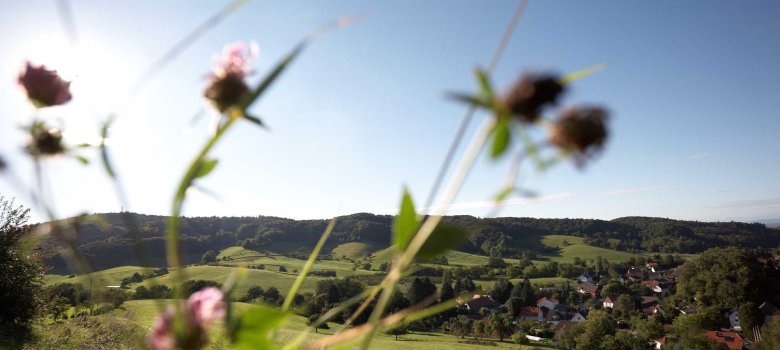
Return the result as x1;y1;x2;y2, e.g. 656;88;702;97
149;287;226;350
17;61;72;108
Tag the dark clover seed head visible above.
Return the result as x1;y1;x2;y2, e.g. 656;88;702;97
203;72;250;112
18;61;72;108
503;72;565;123
27;127;65;156
0;155;6;172
550;106;609;164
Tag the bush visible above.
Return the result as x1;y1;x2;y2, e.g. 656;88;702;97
0;198;45;346
511;331;530;344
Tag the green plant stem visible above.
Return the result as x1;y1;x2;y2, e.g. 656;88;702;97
282;219;336;311
167;115;239;290
359;118;494;348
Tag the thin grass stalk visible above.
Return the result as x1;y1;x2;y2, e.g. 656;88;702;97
282;219;336;311
358;118;494;348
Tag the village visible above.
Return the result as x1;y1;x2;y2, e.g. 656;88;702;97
451;253;780;349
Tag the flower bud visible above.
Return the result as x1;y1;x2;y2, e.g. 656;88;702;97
502;72;564;123
18;62;72;108
549;106;609;164
26;126;65;157
203;72;250;112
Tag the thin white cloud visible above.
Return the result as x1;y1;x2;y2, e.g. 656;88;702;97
690;152;709;160
711;198;780;210
595;185;672;196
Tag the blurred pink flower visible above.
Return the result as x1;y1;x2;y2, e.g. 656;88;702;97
187;287;226;326
148;288;225;350
149;307;176;350
213;41;258;78
18;61;72;108
204;42;258;112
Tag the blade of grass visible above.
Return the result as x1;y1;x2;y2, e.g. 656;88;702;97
128;0;252;96
282;218;336;311
282;286;380;350
560;63;607;84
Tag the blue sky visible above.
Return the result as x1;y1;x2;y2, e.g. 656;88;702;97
0;0;778;224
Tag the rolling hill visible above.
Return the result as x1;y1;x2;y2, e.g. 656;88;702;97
40;212;780;274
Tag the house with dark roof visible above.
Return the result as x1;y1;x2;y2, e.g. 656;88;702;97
576;282;600;297
603;294;619;309
578;271;594;284
570;311;587;322
462;295;500;313
760;301;780;323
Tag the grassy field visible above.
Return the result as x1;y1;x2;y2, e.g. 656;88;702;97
540;235;641;263
45;266;154;287
139;265;321;295
104;300;544;350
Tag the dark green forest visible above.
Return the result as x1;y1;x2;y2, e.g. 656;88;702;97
41;212;780;273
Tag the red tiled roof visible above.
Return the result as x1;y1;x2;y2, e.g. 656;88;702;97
704;331;743;350
519;307;542;317
641;280;660;287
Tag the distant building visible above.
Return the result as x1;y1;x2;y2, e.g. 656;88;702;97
537;297;560;310
704;331;743;350
518;306;544;323
577;272;594;284
462;295;500;313
576;283;600;297
729;310;742;331
603;294;619;309
570;311;587;323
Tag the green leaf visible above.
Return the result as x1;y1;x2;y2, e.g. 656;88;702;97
100;119;116;178
416;223;467;261
560;63;607;84
474;68;494;101
242;114;268;129
232;305;289;350
393;188;420;252
494;187;514;202
446;92;491;109
74;155;89;165
490;118;511;159
238;44;305;112
194;158;218;179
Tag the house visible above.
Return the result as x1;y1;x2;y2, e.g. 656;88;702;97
643;304;666;317
675;305;697;316
603;294;619;309
463;295;500;313
518;306;544;322
577;271;594;284
729;310;742;331
576;283;600;297
641;296;660;308
626;267;645;282
537;297;560;310
654;337;666;350
544;309;564;326
641;280;672;297
704;331;744;350
570;311;587;323
759;301;780;324
645;261;659;273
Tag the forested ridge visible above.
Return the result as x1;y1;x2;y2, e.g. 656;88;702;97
42;212;780;273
